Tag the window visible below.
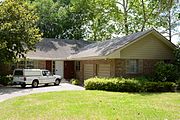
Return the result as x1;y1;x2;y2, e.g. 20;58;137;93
14;70;23;76
26;61;34;68
127;59;139;73
75;61;80;71
42;71;49;76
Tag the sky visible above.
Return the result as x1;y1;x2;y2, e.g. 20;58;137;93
172;34;180;45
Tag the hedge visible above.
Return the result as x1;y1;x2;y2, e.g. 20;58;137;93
0;76;12;86
70;79;81;85
84;77;176;92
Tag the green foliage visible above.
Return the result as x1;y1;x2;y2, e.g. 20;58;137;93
82;0;118;41
174;46;180;72
0;0;42;63
0;75;12;86
70;79;80;85
176;79;180;90
30;0;61;38
84;77;176;92
143;82;176;92
27;0;179;41
30;0;117;41
153;61;178;82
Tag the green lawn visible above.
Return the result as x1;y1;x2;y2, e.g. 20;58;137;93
0;91;179;120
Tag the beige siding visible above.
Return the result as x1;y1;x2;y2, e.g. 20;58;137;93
84;64;93;80
37;60;46;69
97;64;110;77
79;59;115;80
107;34;174;59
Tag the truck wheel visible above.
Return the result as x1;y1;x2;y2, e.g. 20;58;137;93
32;80;38;88
54;79;60;86
21;84;26;88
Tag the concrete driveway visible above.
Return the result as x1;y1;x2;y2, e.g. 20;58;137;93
0;83;85;102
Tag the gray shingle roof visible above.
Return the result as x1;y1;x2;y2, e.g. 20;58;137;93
26;38;91;60
68;29;154;59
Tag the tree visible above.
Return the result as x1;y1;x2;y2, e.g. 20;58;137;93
115;0;179;38
174;43;180;72
28;0;179;42
0;0;41;63
83;0;118;41
159;1;180;41
30;0;118;41
30;0;86;39
59;0;88;40
30;0;62;38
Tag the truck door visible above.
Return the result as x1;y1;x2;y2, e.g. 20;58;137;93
41;71;49;83
46;71;55;83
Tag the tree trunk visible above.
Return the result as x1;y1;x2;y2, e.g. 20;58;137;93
141;0;146;31
168;9;172;41
123;0;128;35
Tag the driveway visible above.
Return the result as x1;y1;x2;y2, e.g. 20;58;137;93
0;83;85;102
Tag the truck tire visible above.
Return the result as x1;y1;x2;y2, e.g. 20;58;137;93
54;79;61;86
21;84;26;88
32;80;39;88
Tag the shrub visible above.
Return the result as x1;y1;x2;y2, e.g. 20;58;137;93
174;46;180;72
143;82;176;92
84;77;176;92
134;76;153;82
176;79;180;90
153;61;178;82
70;79;80;85
0;75;13;86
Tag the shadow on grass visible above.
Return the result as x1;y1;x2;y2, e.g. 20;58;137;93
88;89;179;96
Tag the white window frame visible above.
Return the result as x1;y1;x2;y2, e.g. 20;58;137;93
75;61;80;71
127;59;139;74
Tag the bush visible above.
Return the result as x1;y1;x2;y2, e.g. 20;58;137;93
153;61;178;82
143;82;176;92
174;46;180;72
84;77;176;92
0;75;13;86
176;79;180;90
70;79;80;85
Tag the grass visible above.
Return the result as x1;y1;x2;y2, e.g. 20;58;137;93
0;91;179;120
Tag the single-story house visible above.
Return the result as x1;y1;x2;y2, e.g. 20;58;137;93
0;39;90;80
0;29;176;81
68;29;176;80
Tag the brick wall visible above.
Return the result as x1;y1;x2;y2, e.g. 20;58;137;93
77;59;165;81
115;59;162;77
143;59;160;75
115;59;126;77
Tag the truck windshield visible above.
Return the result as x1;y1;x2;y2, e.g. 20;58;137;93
42;71;51;76
14;70;23;76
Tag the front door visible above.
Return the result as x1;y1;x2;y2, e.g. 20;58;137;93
46;61;52;72
64;61;75;80
55;61;64;78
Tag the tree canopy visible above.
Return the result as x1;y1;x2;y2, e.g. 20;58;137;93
0;0;42;63
28;0;179;42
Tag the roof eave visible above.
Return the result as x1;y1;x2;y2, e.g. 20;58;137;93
26;57;67;61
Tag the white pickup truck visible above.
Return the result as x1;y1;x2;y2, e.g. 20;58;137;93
13;69;62;88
